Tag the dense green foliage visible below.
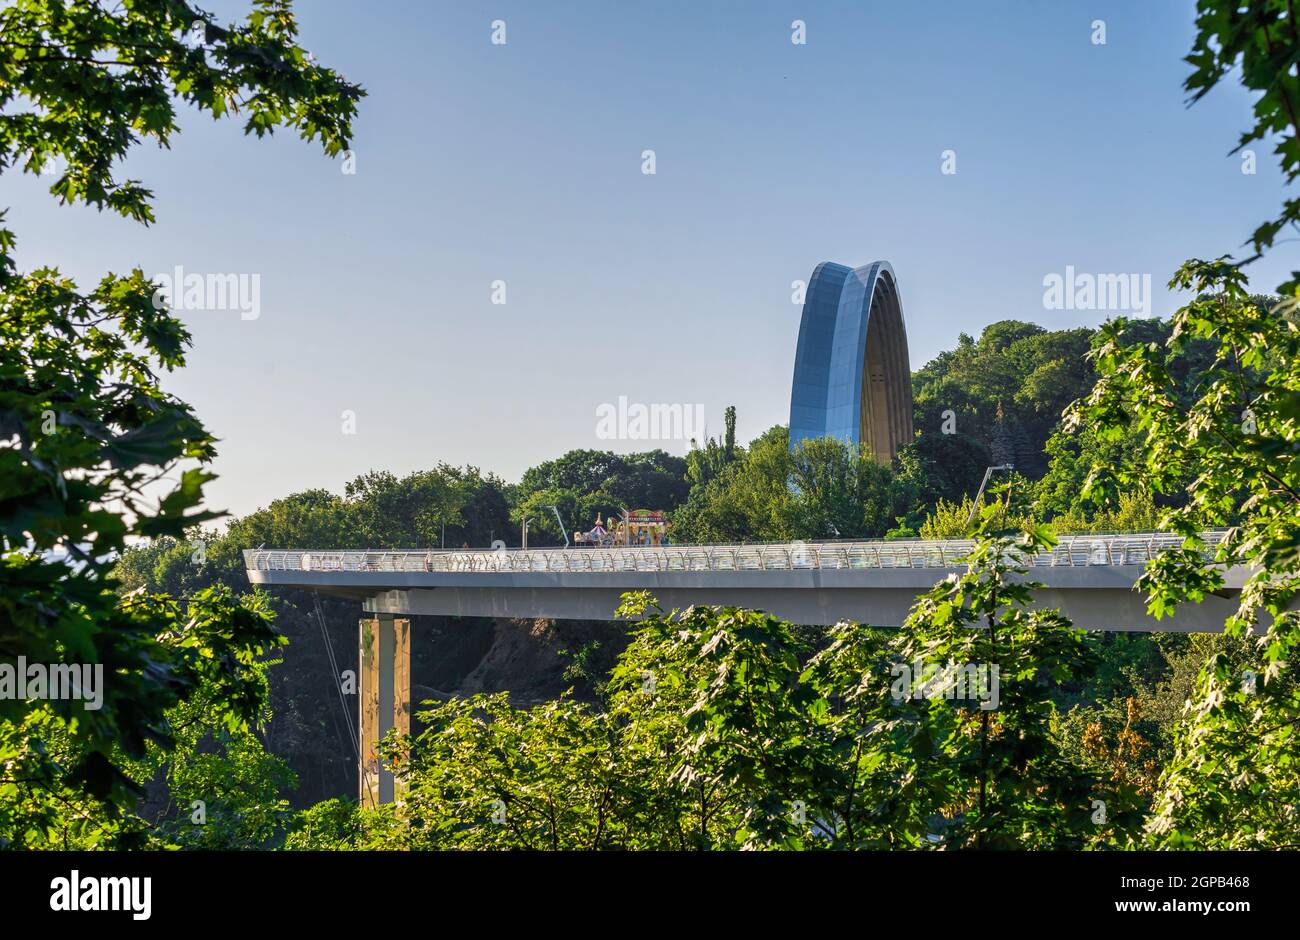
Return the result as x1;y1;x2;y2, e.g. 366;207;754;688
0;0;359;845
1074;262;1300;848
912;322;1093;478
512;449;689;544
1068;0;1300;848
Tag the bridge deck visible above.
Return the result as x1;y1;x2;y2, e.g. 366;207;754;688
243;533;1248;631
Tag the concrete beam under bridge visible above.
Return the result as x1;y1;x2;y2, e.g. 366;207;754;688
361;580;1242;632
248;562;1254;632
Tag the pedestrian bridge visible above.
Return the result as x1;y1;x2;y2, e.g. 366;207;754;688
245;531;1250;804
243;531;1247;632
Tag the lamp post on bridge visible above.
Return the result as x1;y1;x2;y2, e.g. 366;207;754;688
968;464;1014;526
547;504;569;548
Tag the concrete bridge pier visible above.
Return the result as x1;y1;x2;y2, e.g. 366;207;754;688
358;615;410;806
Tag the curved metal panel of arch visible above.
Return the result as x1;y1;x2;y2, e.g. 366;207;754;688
789;261;914;464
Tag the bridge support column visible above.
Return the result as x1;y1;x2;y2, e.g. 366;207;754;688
359;614;410;806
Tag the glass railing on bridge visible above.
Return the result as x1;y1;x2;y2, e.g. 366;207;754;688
243;531;1230;576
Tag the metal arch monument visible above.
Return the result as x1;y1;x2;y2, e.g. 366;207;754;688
789;261;914;463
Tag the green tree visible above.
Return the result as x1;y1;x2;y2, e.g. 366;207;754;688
0;588;283;848
344;467;468;549
672;426;796;543
883;510;1108;848
514;449;689;543
136;660;296;850
1076;262;1300;848
1062;0;1300;847
912;321;1096;479
788;436;915;540
388;692;626;850
611;592;823;849
0;0;361;837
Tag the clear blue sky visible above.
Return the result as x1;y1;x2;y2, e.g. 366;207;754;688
4;0;1293;518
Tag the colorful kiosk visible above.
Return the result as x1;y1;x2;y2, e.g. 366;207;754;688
614;509;669;547
574;510;670;548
